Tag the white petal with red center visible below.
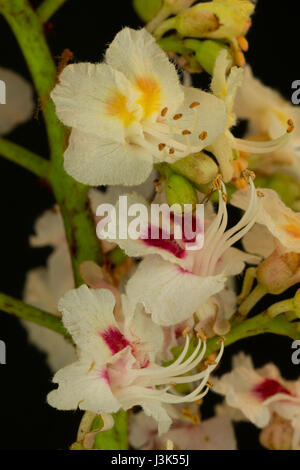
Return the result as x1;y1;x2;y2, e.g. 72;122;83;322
58;285;130;360
126;255;226;325
47;356;120;413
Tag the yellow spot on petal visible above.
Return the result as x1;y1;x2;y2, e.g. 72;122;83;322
136;76;161;119
281;223;300;239
106;92;136;127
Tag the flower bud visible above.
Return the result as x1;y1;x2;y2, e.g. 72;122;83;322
164;0;195;14
133;0;162;22
165;173;198;210
257;249;300;295
155;0;254;47
259;413;293;451
184;39;232;75
258;173;300;211
171;151;218;185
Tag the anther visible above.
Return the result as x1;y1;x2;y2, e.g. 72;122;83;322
287;118;294;133
196;331;207;341
173;113;183;120
237;36;249;52
161;107;168;117
189;101;200;109
169;147;175;154
206;380;214;388
256;190;264;198
182;326;191;337
158;143;166;151
199;131;207;140
216;336;225;344
182;129;191;135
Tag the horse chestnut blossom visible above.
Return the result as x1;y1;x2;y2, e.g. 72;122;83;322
47;285;223;434
50;27;227;186
101;180;260;326
214;353;300;449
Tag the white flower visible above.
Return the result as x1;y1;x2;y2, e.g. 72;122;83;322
0;67;34;135
231;187;300;254
129;405;237;450
208;52;292;182
51;27;227;186
234;65;300;176
104;181;260;326
213;352;300;448
47;285;223;434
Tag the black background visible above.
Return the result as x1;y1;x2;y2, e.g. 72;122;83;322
0;0;299;450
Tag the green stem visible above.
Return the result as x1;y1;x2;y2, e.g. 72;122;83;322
36;0;68;23
238;283;267;316
0;0;102;286
205;312;300;357
0;137;49;178
0;292;70;338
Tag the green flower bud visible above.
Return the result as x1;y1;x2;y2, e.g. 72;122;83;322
133;0;162;22
184;39;232;75
165;173;198;210
107;246;127;266
171;152;218;185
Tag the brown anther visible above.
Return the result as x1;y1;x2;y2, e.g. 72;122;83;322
237;36;249;52
158;143;166;151
182;129;191;135
206;380;214;388
198;131;207;140
169;147;175;154
222;192;227;203
216;336;225;344
242;169;255;182
256;190;264;198
287;118;294;133
173;113;183;120
161;107;168;117
196;331;207;341
212;174;222;191
204;359;217;366
189;101;200;109
171;382;177;386
182;326;191;337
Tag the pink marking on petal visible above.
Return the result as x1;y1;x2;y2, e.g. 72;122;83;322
100;369;110;385
140;225;186;258
100;327;130;354
177;266;192;274
252;379;291;400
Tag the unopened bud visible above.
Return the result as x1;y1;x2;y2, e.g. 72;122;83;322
184;39;232;75
257;249;300;295
260;173;300;211
164;0;195;14
171;152;218;185
133;0;162;22
155;0;254;46
259;414;293;451
165;173;198;210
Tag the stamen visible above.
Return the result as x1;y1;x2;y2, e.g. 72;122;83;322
169;147;175;154
189;101;200;109
287;118;294;133
161;107;168;117
206;380;214;388
182;326;191;337
182;129;191;135
173;113;183;120
199;131;207;140
237;36;249;52
158;143;166;151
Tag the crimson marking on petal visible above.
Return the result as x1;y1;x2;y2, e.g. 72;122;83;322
140;225;186;259
100;369;110;385
252;379;291;400
100;327;130;354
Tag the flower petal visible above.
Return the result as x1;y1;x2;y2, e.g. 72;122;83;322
47;357;120;413
126;255;226;326
105;28;184;117
64;128;154;186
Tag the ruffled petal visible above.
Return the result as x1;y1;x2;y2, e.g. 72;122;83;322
126;255;226;326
